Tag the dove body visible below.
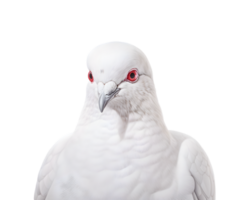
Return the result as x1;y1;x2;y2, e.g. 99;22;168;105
35;42;215;200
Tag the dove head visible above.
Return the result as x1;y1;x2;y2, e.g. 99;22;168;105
87;42;152;84
87;42;158;115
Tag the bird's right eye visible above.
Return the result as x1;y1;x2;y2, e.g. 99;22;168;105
126;68;139;83
88;71;94;83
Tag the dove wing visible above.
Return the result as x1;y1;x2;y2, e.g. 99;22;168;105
33;81;99;200
34;137;69;200
179;138;216;200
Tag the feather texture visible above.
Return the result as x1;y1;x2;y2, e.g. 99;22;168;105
34;42;215;200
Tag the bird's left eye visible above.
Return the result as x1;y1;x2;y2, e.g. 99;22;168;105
88;71;94;83
126;69;139;83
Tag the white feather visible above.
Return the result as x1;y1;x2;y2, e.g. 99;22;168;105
34;42;215;200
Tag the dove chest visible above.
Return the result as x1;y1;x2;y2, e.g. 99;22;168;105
54;126;179;200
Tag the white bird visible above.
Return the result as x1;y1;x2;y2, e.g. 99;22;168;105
34;42;215;200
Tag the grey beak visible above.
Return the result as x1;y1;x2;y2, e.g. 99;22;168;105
99;88;121;112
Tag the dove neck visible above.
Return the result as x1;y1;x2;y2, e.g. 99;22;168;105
76;83;170;140
81;103;169;142
121;110;167;135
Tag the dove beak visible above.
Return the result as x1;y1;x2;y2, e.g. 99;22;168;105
99;88;121;112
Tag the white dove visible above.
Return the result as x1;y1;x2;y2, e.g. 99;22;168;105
34;42;215;200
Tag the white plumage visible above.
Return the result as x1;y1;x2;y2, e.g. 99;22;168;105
34;42;215;200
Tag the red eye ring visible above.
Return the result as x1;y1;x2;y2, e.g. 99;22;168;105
126;69;139;83
88;71;94;82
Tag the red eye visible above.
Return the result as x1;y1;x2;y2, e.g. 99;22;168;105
88;71;94;82
126;69;138;82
